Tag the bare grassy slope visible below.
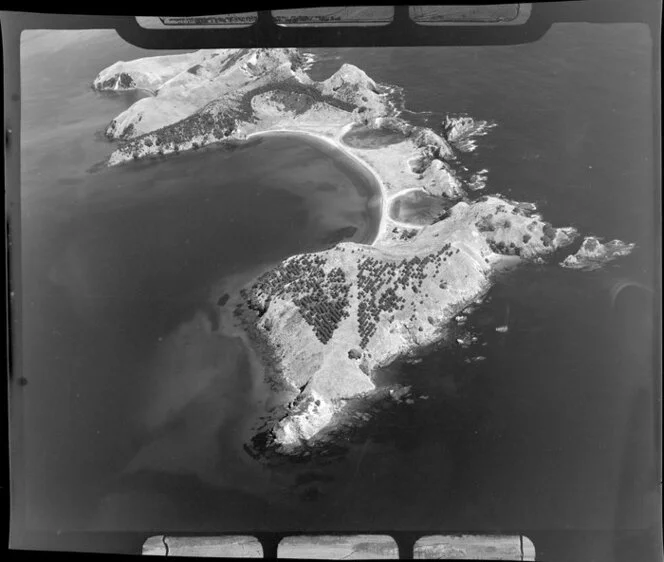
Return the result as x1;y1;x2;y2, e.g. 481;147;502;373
229;196;578;449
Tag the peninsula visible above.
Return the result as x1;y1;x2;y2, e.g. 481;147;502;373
94;48;634;453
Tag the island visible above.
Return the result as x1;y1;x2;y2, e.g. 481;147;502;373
93;48;634;453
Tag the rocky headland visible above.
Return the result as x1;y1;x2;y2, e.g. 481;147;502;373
560;236;636;271
94;48;635;453
230;196;577;450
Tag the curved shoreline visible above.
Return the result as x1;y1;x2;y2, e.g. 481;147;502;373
388;188;454;228
91;48;633;452
387;186;426;202
245;129;389;246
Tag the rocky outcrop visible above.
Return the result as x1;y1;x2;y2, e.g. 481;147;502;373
272;391;335;446
230;196;578;451
371;116;415;136
402;127;461;198
317;63;385;115
442;114;496;153
420;159;464;198
560;236;635;271
412;127;456;161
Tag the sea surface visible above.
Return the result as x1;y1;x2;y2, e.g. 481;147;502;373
15;26;658;560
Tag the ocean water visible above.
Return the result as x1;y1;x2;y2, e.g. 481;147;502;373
15;25;658;560
18;30;382;535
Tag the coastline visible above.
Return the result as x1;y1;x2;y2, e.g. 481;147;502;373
245;127;393;246
241;124;451;245
90;47;635;453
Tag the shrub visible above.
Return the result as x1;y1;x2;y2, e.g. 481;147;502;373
118;73;135;88
122;123;135;139
476;214;495;232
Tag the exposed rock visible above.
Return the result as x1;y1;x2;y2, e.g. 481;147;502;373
317;63;386;116
468;169;489;191
412;127;456;161
560;236;635;271
420;159;464;198
272;391;335;449
389;386;412;402
372;116;415;136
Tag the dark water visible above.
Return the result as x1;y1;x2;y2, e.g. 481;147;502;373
341;124;407;149
390;190;453;225
15;26;659;560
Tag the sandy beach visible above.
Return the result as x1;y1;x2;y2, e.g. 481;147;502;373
246;128;397;245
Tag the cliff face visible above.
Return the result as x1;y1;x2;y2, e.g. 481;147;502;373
231;196;577;449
